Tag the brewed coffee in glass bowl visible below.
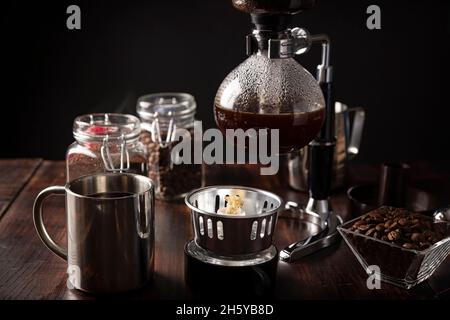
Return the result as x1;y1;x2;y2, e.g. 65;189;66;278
214;54;325;153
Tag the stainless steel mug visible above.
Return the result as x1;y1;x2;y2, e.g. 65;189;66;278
33;173;155;293
289;102;365;191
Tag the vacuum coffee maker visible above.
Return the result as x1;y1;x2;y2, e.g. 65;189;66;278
185;1;342;296
214;0;342;262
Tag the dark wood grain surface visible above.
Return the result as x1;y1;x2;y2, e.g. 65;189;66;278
0;159;42;218
0;159;449;299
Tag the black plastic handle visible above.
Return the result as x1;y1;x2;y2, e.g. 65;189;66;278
308;142;334;199
318;82;335;141
308;82;336;200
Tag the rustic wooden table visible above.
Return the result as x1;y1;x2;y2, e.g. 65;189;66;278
0;158;449;299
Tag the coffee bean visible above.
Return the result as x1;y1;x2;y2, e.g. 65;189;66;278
375;223;385;232
419;242;431;249
411;233;423;243
388;221;399;231
358;224;371;231
388;230;400;241
354;220;365;228
365;228;376;237
402;243;415;249
384;220;393;229
368;213;383;223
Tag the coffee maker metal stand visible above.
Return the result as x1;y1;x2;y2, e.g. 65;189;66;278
184;186;282;297
184;242;278;298
246;15;343;262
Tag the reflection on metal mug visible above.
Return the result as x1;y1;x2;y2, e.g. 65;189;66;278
66;265;81;289
33;173;155;293
289;102;365;191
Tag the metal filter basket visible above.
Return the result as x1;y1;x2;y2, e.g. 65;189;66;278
185;186;282;258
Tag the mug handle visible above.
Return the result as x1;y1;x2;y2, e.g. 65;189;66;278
33;186;68;260
347;107;366;160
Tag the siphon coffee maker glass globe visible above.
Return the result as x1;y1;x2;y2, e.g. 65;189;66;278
214;0;343;262
214;51;326;153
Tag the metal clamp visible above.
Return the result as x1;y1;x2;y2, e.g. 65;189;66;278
268;27;311;58
100;134;130;173
151;111;176;148
246;27;311;59
310;33;332;84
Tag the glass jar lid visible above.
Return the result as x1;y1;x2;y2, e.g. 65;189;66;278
73;113;141;143
73;113;141;173
136;93;196;125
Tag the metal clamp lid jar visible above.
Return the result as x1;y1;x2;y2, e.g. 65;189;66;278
137;93;203;201
66;113;148;182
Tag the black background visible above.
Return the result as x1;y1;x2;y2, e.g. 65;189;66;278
1;0;449;162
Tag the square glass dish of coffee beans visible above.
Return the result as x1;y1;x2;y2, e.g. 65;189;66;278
338;206;450;289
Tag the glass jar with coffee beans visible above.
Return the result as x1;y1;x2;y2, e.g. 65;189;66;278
137;93;203;201
66;113;148;182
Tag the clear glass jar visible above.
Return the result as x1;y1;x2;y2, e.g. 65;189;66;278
137;93;203;201
66;113;148;182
